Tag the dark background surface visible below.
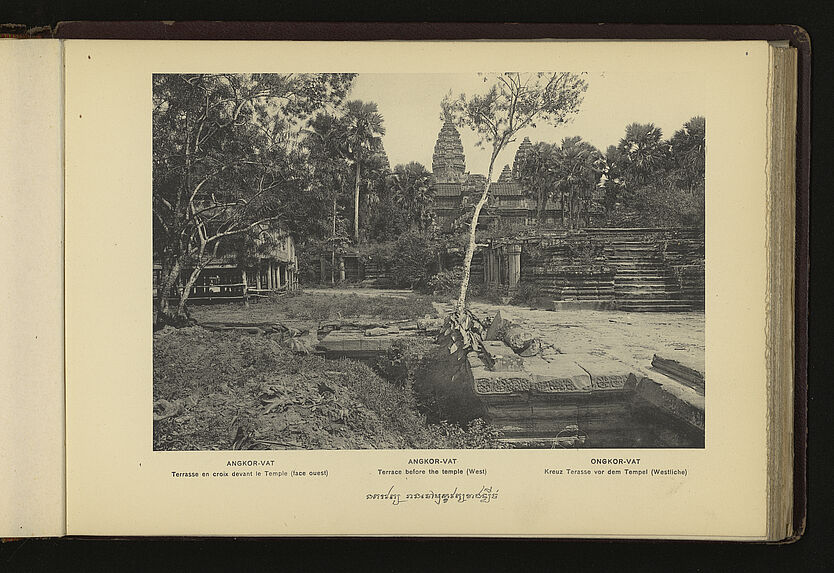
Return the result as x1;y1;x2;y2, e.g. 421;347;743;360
0;1;830;570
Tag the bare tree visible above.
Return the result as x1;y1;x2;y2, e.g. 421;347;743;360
442;72;588;311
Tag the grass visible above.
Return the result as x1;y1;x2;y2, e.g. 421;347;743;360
189;290;437;324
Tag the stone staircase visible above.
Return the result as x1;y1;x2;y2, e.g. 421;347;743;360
605;239;691;312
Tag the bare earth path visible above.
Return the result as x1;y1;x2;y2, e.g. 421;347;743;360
303;287;415;299
192;286;704;377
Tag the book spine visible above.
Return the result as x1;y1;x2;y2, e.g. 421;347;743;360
0;39;66;537
764;42;798;543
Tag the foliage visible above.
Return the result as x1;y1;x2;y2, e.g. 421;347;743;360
668;116;706;195
426;267;465;295
516;136;604;229
436;419;509;449
388;231;439;289
515;141;559;222
301;112;353;241
389;162;436;232
552;136;605;228
370;336;436;387
339;100;387;242
153;324;506;450
360;230;440;289
601;117;705;228
510;282;543;306
152;73;354;324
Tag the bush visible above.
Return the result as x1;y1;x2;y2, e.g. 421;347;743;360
437;419;508;449
426;267;463;295
510;282;543;306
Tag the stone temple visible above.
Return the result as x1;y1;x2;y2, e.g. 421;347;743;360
425;120;705;312
430;122;577;231
313;119;705;314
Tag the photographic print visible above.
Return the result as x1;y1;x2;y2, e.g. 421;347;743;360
152;71;705;451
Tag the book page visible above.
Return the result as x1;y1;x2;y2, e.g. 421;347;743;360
0;39;66;537
65;40;769;538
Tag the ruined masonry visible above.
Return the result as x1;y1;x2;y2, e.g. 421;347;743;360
462;313;705;447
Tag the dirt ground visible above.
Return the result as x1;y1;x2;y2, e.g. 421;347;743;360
436;298;705;375
192;286;704;375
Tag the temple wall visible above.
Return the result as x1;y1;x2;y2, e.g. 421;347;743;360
497;228;705;310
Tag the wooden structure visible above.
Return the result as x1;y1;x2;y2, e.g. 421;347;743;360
153;225;299;303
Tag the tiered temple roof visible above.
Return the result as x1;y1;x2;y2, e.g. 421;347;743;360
429;126;563;230
512;137;533;179
431;119;466;183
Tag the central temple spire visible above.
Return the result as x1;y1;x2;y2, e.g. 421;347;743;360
432;118;466;183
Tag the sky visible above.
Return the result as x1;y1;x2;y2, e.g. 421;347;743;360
348;72;705;180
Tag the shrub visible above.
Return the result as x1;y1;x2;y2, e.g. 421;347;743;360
510;282;543;306
426;267;463;295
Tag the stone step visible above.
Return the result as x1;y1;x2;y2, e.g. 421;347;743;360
607;260;665;265
617;301;692;312
615;278;676;285
614;268;671;275
616;286;681;294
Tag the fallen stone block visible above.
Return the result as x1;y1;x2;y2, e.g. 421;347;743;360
481;340;525;372
503;325;535;352
364;327;388;337
651;354;705;394
571;354;633;390
518;339;542;357
485;310;508;341
416;317;443;333
630;372;705;432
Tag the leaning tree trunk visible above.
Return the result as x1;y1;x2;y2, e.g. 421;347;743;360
456;160;496;312
353;161;361;242
155;258;181;326
176;264;205;318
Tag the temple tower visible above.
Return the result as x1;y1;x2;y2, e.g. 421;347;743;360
432;118;466;183
498;164;514;183
512;137;533;179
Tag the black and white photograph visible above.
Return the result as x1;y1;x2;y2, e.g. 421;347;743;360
152;71;706;451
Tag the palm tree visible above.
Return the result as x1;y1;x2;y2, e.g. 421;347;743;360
669;116;706;195
515;141;558;224
616;123;668;186
339;100;386;242
303;112;350;283
390;162;434;231
553;136;603;228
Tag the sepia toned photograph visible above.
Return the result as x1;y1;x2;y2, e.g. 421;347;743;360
152;71;706;451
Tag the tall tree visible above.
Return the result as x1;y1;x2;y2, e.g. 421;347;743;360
669;116;706;195
515;141;558;223
152;73;353;325
442;72;588;310
390;162;435;232
552;136;604;228
338;100;386;242
303;112;353;283
616;122;668;187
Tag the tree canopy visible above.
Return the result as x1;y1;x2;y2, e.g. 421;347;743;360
152;73;354;324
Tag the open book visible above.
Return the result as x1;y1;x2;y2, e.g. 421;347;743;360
0;34;805;540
